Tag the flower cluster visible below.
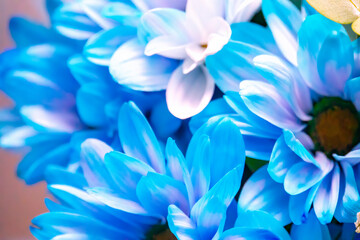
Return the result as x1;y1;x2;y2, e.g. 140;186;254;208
1;0;360;239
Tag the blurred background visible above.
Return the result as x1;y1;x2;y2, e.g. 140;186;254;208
0;1;49;239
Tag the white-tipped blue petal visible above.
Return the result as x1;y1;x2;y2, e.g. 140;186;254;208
317;32;353;97
45;166;88;189
136;172;189;216
334;162;360;222
238;165;291;226
104;151;155;198
167;205;198;240
262;0;302;65
80;139;114;188
52;2;102;40
196;197;227;240
298;14;347;96
291;210;331;240
166;65;215;119
284;161;326;195
191;167;243;222
235;210;291;240
84;25;137;66
314;164;340;224
20;105;84;133
224;91;282;139
252;54;312;121
240;80;304;132
269;134;302;183
230;22;281;56
138;8;188;46
225;0;261;23
345;77;360;111
68;55;112;85
118;102;165;174
110;39;179;91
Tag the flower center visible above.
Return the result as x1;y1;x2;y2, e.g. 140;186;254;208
146;224;177;240
306;97;360;157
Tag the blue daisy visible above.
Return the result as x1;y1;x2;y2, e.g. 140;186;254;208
31;101;246;239
196;0;360;226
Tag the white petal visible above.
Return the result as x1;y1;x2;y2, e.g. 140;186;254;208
166;65;215;119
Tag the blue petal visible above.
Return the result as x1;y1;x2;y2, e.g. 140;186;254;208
84;25;137;66
80;139;114;188
230;22;282;56
238;165;291;226
45;165;88;189
191;167;243;222
240;80;304;131
269;134;302;183
206;41;267;93
104;151;155;199
137;8;187;45
118;101;165;173
298;14;347;96
291;210;331;240
314;164;340;224
345;77;360;111
109;39;179;91
167;205;198;240
262;0;302;65
68;54;113;85
317;31;353;97
101;2;142;27
235;210;291;240
136;172;189;216
334;162;360;222
352;39;360;77
76;82;116;127
197;197;227;240
52;2;102;40
220;227;281;240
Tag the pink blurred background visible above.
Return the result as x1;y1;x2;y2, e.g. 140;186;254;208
0;1;50;239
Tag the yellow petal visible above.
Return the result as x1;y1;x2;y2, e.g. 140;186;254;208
307;0;360;24
352;17;360;34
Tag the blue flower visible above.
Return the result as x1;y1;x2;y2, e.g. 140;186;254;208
196;0;360;225
0;15;183;184
31;101;246;239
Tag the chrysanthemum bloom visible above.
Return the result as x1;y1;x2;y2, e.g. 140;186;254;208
307;0;360;35
193;0;360;227
31;101;252;239
0;11;183;184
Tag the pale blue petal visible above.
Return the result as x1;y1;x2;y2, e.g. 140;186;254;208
118;101;165;173
101;2;142;27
